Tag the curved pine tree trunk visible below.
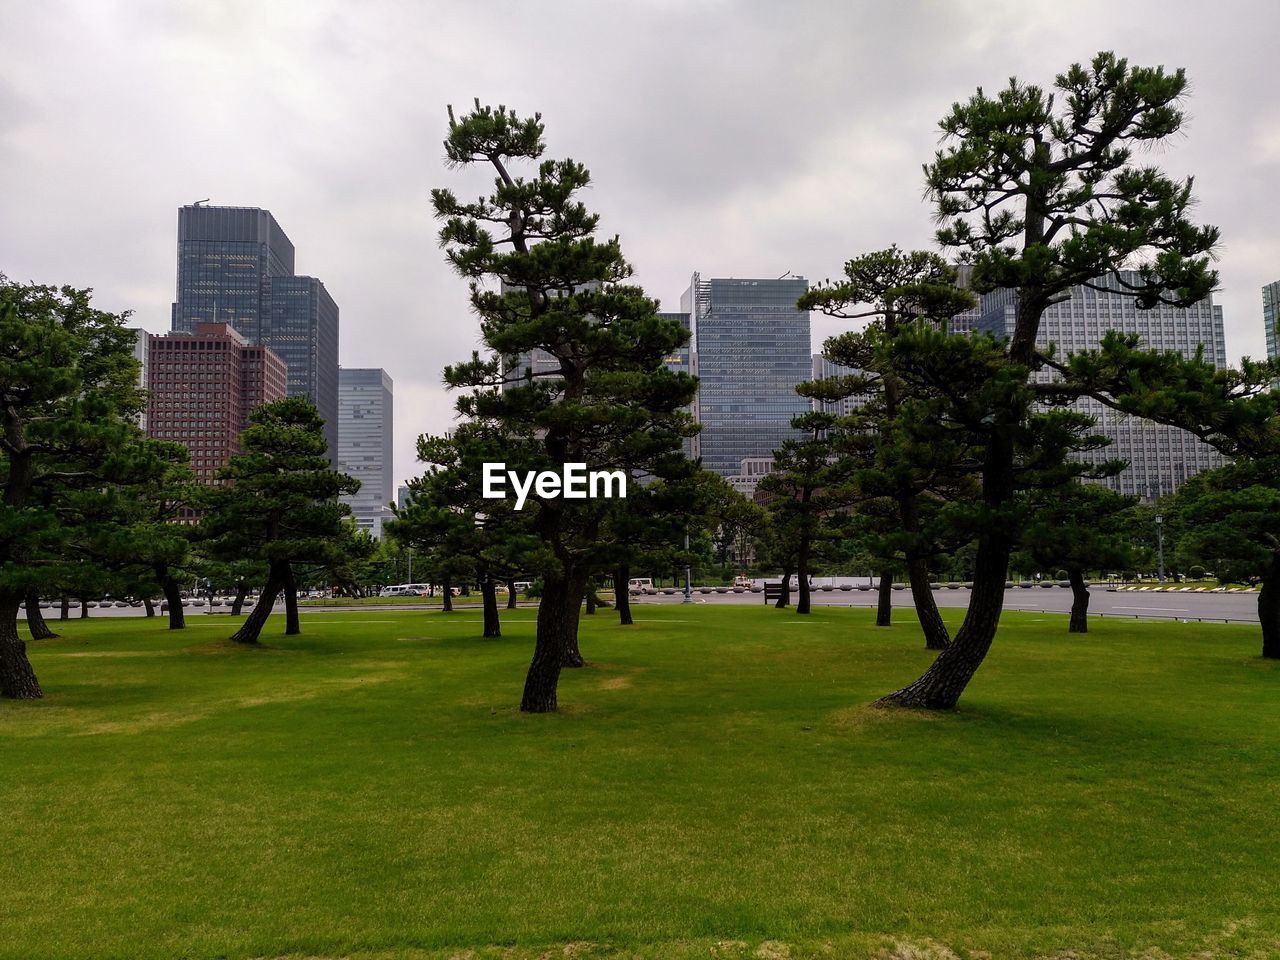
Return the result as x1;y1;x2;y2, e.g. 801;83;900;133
506;578;518;609
25;590;57;640
231;583;247;616
481;577;501;638
1068;568;1090;634
877;434;1015;709
1260;558;1278;660
615;564;633;626
0;592;43;699
143;597;155;618
230;561;285;645
160;568;185;630
775;570;792;609
907;558;949;649
283;562;300;636
441;577;453;613
875;572;893;626
522;570;587;712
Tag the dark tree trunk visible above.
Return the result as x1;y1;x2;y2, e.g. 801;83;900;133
79;598;89;618
796;536;812;615
877;432;1016;710
143;597;155;617
584;585;597;615
775;570;791;609
0;592;43;699
25;590;57;640
481;577;501;638
59;594;70;620
907;558;949;649
160;569;185;630
230;561;286;645
460;581;470;596
1068;568;1090;634
283;562;300;635
615;564;633;626
875;572;893;627
441;577;453;612
231;583;247;616
522;570;588;712
506;578;518;609
1260;559;1279;659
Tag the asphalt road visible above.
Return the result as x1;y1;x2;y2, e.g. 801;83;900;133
19;584;1261;623
634;584;1261;623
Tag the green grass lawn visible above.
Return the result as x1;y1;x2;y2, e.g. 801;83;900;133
3;606;1278;960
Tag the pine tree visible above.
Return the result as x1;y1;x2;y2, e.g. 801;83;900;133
390;426;538;639
801;247;975;645
200;397;358;645
877;52;1219;709
431;101;698;712
0;279;147;699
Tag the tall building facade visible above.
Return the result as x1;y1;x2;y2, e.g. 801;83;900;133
810;354;864;417
171;204;340;458
126;328;150;431
337;368;395;537
977;272;1228;499
659;310;700;460
681;274;811;476
949;264;983;335
1264;279;1279;361
146;322;287;484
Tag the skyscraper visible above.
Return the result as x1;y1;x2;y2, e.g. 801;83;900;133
171;204;340;458
949;264;983;335
681;274;811;476
1264;279;1279;362
262;275;340;456
146;322;287;485
810;354;864;417
977;272;1228;499
337;368;395;537
126;328;149;432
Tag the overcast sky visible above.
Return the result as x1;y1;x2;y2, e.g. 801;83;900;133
3;0;1278;489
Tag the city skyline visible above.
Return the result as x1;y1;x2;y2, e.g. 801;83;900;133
2;2;1278;489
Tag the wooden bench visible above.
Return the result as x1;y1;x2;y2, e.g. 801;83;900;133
763;581;786;605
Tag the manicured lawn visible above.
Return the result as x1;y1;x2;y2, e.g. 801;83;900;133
3;605;1278;959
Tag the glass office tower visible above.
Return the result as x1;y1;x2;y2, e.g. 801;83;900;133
681;274;811;476
337;368;395;537
171;204;340;460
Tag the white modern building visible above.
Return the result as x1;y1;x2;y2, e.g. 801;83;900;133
337;368;395;536
977;273;1228;499
126;327;149;431
1264;279;1279;363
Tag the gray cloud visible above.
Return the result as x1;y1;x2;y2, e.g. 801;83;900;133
2;0;1276;489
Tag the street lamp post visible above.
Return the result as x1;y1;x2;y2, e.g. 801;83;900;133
1155;513;1165;584
682;527;693;604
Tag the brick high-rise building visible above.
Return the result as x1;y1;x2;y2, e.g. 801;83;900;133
146;322;287;484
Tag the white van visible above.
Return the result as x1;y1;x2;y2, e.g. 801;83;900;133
379;583;432;597
628;578;654;594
